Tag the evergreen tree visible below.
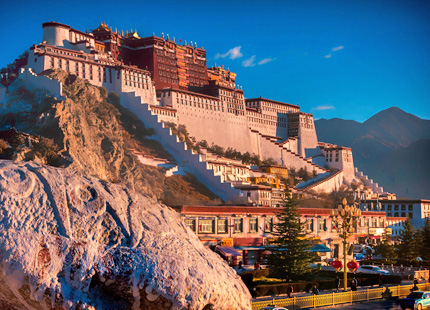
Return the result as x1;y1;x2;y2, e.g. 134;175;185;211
419;218;430;260
396;218;418;261
266;191;312;282
375;229;396;261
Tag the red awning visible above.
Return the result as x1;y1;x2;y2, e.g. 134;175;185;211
216;246;242;257
369;236;380;239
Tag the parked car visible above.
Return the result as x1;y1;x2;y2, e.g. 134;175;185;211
356;265;390;275
260;306;288;310
400;291;430;310
353;253;364;261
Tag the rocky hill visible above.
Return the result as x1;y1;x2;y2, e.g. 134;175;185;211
0;160;251;310
0;70;220;205
315;107;430;198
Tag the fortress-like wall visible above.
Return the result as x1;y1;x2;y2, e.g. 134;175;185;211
18;67;63;98
159;89;254;153
255;132;327;174
27;45;156;104
296;170;344;193
355;168;384;194
120;91;244;202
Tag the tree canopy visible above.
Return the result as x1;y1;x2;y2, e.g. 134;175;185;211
266;191;312;282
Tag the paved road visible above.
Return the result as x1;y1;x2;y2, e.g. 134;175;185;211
319;299;400;309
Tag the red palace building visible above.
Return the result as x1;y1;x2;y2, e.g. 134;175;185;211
91;22;208;90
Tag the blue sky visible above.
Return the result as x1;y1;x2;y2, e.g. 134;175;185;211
1;0;429;122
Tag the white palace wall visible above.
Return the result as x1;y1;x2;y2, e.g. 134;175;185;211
160;91;254;153
120;91;243;202
18;67;63;98
27;46;156;105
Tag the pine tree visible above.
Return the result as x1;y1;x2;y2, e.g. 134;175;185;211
375;229;396;261
266;192;312;282
419;218;430;260
396;218;418;261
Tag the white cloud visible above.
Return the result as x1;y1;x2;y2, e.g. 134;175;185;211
242;55;256;67
332;46;344;52
214;46;243;60
313;105;335;110
324;46;344;58
258;58;275;65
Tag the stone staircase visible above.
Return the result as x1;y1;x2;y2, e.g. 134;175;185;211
120;91;244;202
255;130;328;174
355;167;384;194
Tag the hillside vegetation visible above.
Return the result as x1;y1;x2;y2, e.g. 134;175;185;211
0;70;220;205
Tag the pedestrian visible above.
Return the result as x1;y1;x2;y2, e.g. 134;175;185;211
254;261;261;270
312;285;319;295
412;278;419;291
238;261;243;269
287;284;293;298
351;277;357;291
335;275;340;292
378;274;383;287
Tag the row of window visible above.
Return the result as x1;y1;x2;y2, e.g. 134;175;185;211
387;212;413;218
369;204;414;211
184;217;273;234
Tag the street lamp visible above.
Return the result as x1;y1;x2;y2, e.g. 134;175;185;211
331;198;362;291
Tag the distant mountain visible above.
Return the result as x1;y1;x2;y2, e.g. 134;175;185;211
315;107;430;199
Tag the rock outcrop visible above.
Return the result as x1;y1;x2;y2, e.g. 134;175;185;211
0;160;251;309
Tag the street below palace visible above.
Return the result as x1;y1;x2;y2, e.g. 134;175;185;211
319;299;400;309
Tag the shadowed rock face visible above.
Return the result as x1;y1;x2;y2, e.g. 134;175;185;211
0;160;251;310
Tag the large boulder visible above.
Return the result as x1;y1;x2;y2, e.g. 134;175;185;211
0;160;251;309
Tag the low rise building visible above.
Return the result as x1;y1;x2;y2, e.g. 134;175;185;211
360;199;430;228
176;205;387;266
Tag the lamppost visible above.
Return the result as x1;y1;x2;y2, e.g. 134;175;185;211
331;198;362;291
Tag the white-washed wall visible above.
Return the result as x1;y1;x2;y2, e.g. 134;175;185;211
355;168;384;193
296;170;344;193
160;92;253;153
120;92;244;202
18;68;62;98
257;132;327;174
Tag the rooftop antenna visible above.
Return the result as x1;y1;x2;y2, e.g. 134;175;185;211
162;32;164;39
173;37;175;42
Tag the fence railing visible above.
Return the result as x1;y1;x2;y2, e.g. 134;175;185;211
251;283;430;310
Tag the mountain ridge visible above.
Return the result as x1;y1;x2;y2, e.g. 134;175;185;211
315;107;430;199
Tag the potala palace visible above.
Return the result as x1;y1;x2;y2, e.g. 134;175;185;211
5;21;387;202
3;20;430;270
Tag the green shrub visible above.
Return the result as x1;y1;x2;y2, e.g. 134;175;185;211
33;137;60;166
0;139;9;154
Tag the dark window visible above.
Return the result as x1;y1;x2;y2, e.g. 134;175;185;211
249;218;258;233
388;205;392;211
234;218;243;233
198;219;214;234
408;205;413;211
306;219;314;233
184;218;195;232
395;205;399;210
264;217;273;232
217;219;228;234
